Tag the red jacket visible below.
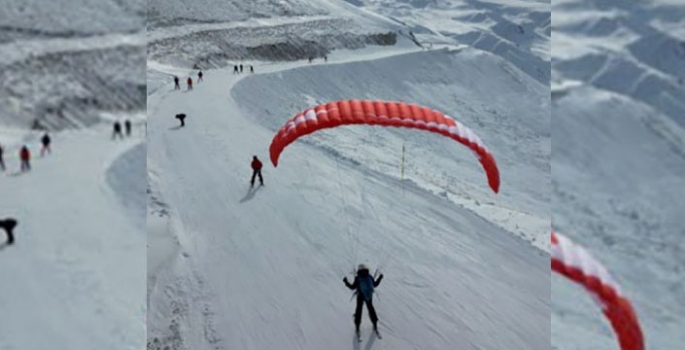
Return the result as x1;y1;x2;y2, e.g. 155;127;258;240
251;159;262;170
187;78;192;85
20;148;30;161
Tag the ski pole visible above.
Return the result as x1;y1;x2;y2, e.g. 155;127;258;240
400;143;405;180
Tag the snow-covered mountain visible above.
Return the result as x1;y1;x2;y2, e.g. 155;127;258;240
345;0;551;83
551;0;685;349
147;0;550;349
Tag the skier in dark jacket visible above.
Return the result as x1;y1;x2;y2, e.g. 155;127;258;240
125;119;132;136
344;264;383;336
250;155;263;187
174;76;180;90
187;77;193;90
175;113;186;127
0;218;17;245
40;133;51;156
0;143;5;171
112;121;124;139
240;64;244;73
234;65;239;74
250;65;254;73
19;146;31;172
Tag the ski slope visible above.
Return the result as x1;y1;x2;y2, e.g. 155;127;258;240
147;41;550;349
551;0;685;348
0;120;146;350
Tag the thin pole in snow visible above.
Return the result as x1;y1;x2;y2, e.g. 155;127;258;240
400;143;405;180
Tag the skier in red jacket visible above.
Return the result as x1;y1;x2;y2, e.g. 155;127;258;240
19;146;31;172
251;156;263;187
187;77;193;90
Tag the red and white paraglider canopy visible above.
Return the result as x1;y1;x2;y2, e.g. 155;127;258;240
552;230;644;350
268;99;500;193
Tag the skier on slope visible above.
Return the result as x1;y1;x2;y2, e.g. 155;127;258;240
240;64;244;73
112;121;124;140
250;65;254;73
198;71;203;82
344;264;384;339
0;143;5;171
187;77;193;90
19;145;31;172
40;133;51;156
250;155;264;187
175;113;186;127
233;65;239;74
125;119;132;136
0;218;17;245
174;76;180;90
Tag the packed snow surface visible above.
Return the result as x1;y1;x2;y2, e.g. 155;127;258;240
0;121;147;350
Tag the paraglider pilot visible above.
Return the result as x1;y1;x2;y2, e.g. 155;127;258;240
344;264;383;335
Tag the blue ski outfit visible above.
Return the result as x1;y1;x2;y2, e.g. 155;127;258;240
344;265;383;332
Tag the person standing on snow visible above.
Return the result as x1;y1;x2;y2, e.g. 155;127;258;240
250;65;254;73
198;71;203;82
0;143;5;171
40;133;51;156
112;121;124;140
175;113;186;127
19;146;31;172
233;65;239;74
174;76;180;90
0;218;17;245
187;77;193;90
250;155;263;187
125;119;132;136
344;264;384;338
239;64;243;73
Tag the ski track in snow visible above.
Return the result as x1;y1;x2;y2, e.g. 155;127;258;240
147;38;549;350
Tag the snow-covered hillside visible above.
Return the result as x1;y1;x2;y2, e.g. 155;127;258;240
551;0;685;349
0;0;145;130
147;6;550;346
146;0;412;68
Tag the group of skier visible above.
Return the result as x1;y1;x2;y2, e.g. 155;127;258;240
0;133;52;174
308;55;328;63
112;120;134;139
174;71;203;91
233;64;254;74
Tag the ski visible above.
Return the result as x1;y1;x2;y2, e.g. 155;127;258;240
374;329;382;339
356;331;362;342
